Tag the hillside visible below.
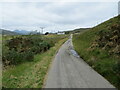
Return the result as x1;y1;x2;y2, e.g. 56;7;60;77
13;30;31;35
0;29;21;35
73;15;120;89
64;28;90;34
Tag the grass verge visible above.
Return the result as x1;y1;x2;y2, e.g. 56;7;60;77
2;38;68;88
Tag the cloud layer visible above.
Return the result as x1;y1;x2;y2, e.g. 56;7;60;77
1;2;118;32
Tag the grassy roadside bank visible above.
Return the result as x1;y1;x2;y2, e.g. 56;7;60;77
2;37;68;88
72;16;120;89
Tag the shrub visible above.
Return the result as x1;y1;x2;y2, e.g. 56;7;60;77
3;35;66;65
3;36;51;65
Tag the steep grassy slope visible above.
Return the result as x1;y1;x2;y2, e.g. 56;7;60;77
73;15;120;89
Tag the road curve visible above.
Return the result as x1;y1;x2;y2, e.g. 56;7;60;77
44;35;115;88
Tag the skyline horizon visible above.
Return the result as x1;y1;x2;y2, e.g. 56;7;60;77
0;2;118;33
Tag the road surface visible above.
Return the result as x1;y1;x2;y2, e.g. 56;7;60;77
44;35;115;88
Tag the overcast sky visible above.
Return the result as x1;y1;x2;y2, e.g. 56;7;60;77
0;1;119;33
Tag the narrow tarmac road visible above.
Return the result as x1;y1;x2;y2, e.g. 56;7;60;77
44;35;115;88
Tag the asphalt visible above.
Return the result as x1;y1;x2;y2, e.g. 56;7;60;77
44;35;115;88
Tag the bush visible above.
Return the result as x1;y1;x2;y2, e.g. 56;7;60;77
3;35;67;65
3;48;34;65
3;36;56;65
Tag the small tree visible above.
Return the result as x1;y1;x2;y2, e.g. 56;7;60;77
45;32;49;35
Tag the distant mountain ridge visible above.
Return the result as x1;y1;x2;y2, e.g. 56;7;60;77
13;30;31;35
64;28;91;34
0;29;21;35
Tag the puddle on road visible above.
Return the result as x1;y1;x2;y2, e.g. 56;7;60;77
70;49;80;58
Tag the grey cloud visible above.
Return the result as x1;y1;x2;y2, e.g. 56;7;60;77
1;2;118;32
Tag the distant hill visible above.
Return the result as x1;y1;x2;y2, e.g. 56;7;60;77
0;29;21;35
13;30;31;35
64;28;91;34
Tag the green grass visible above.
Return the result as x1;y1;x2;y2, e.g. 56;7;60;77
73;15;120;89
2;36;68;88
